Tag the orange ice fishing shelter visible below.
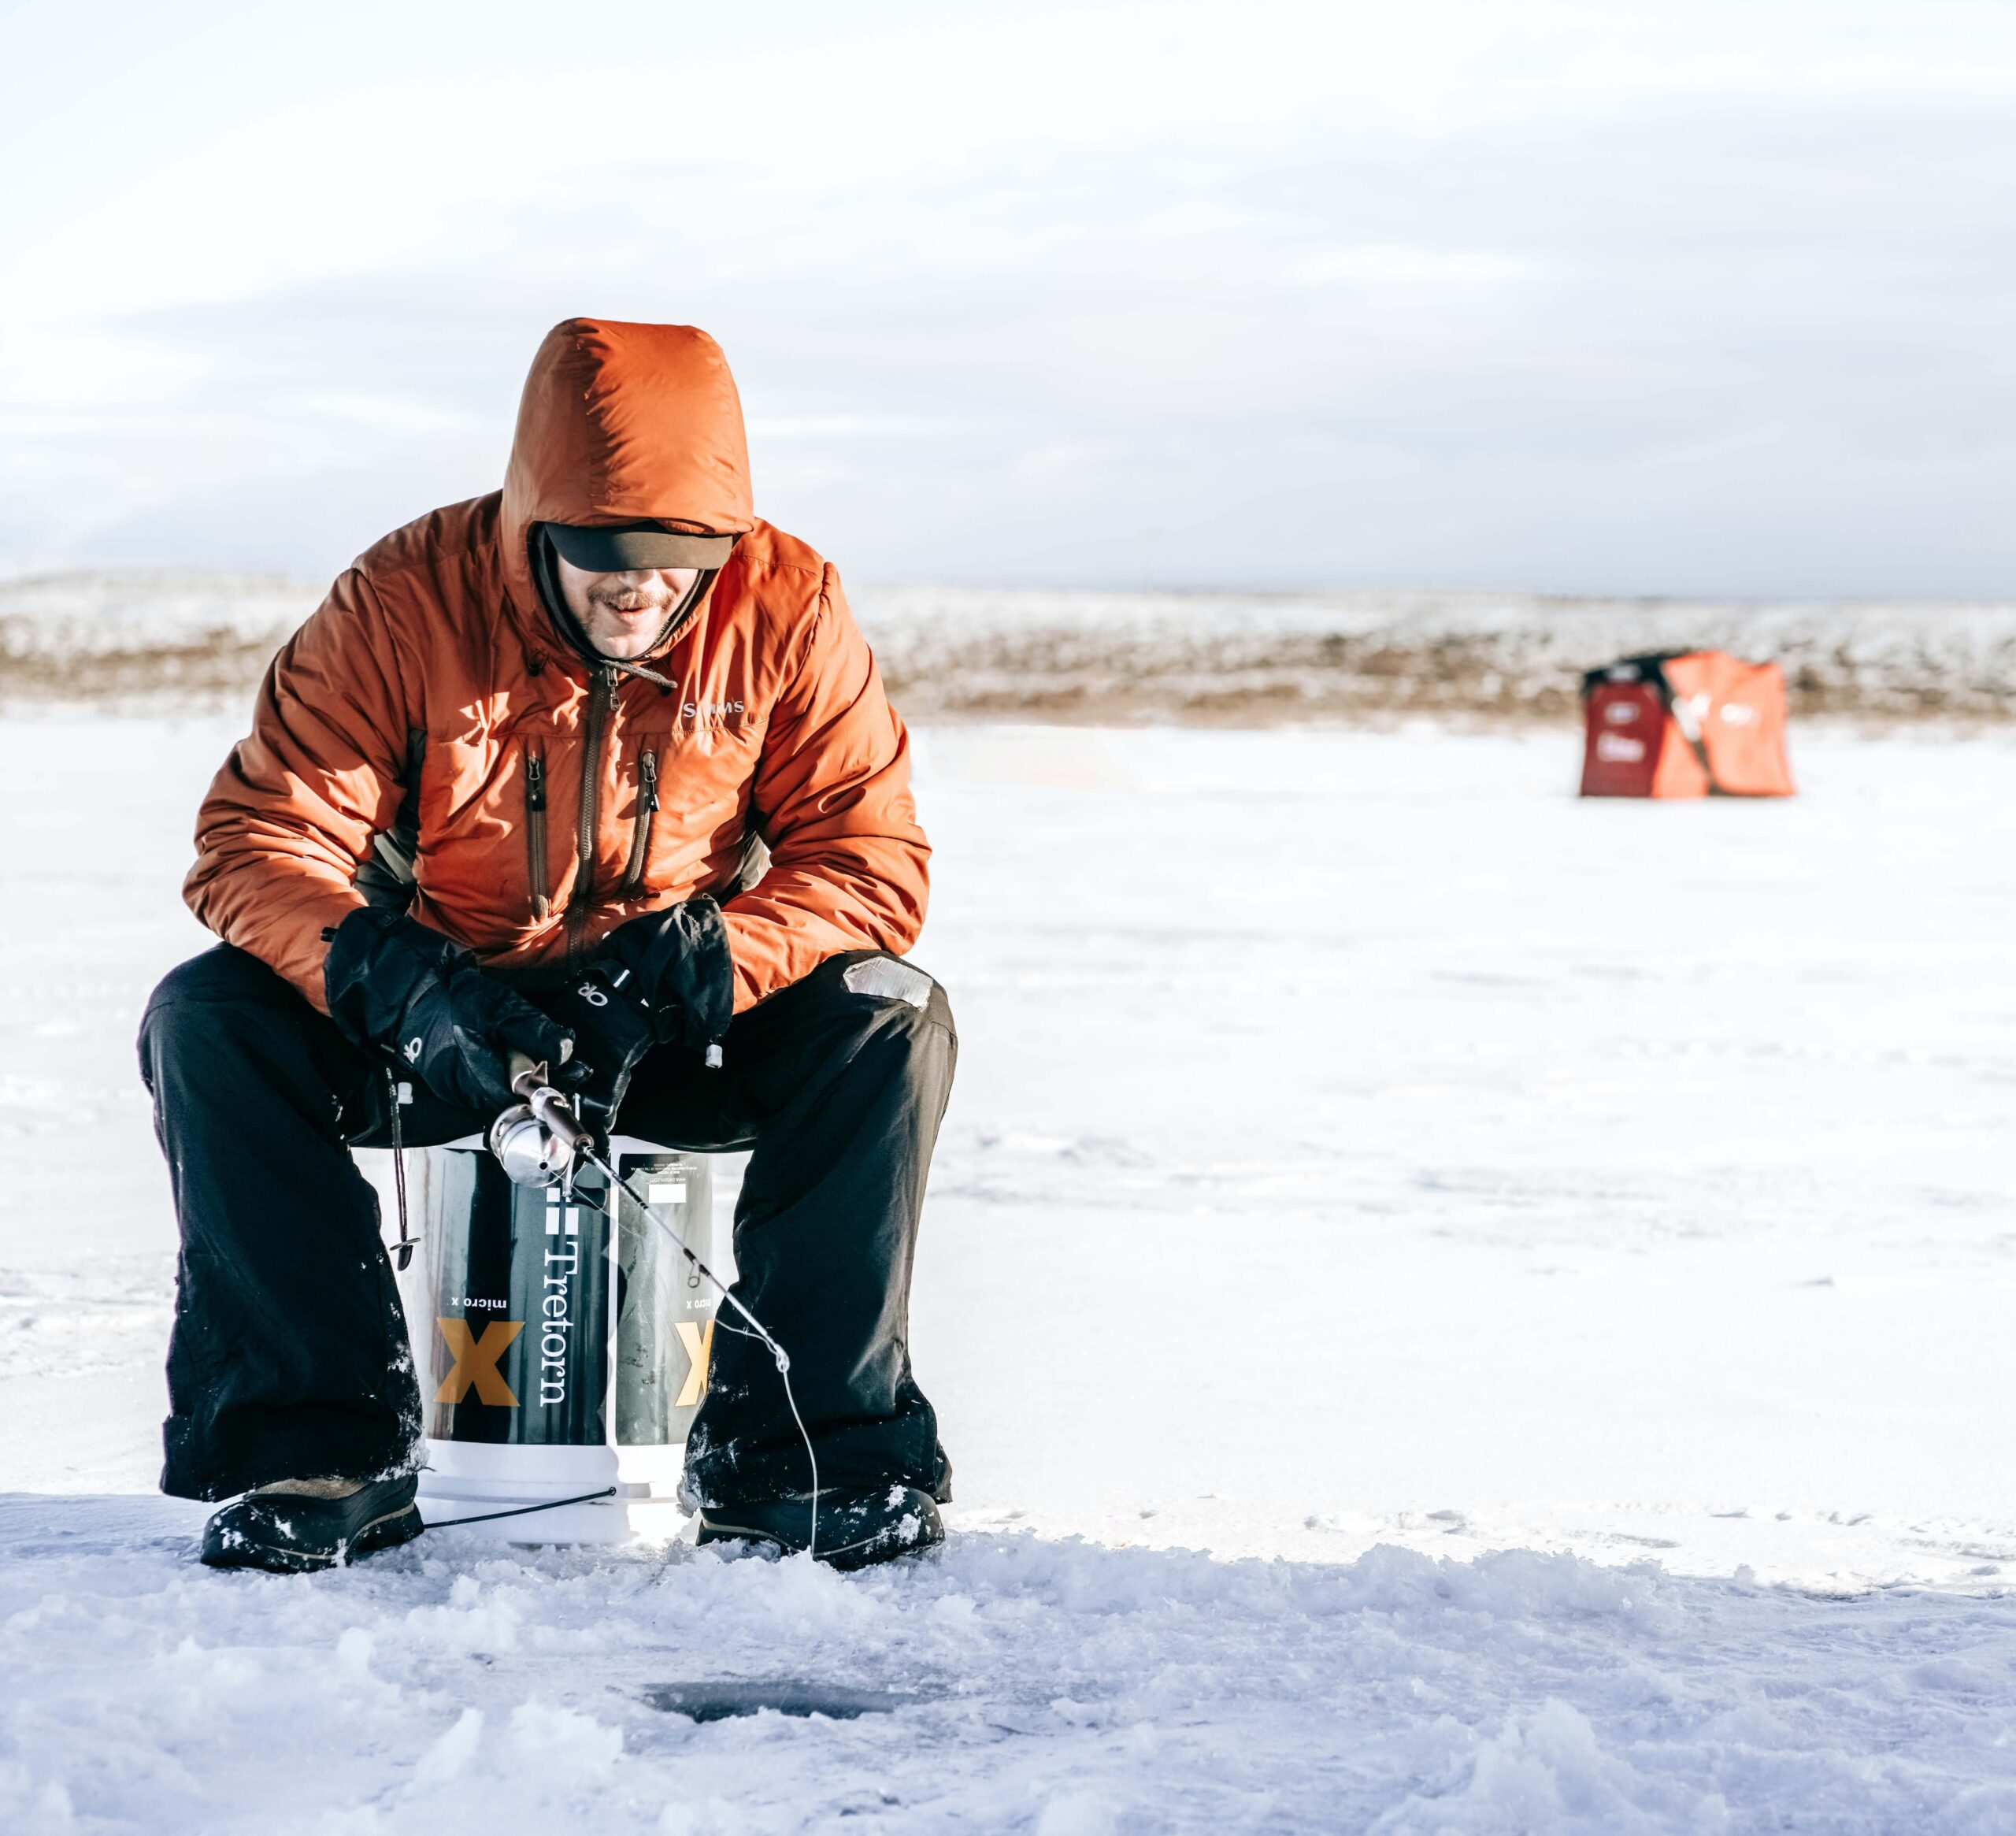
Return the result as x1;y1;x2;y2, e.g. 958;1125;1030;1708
1579;652;1795;799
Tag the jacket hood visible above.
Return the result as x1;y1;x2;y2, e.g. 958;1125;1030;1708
500;319;754;640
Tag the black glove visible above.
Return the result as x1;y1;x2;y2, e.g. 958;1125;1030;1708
324;908;580;1114
537;963;661;1125
597;897;736;1053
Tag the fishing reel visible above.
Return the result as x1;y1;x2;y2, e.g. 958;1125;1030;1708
488;1058;593;1186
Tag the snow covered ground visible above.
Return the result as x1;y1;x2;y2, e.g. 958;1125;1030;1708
2;714;2014;1830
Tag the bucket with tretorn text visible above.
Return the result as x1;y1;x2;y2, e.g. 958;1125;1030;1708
366;1136;716;1542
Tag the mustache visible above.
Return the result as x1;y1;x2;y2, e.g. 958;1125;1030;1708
587;584;678;613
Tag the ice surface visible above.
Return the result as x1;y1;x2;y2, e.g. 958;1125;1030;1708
7;1498;2016;1832
2;714;2013;1828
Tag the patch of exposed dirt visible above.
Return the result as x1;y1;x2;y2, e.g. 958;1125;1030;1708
3;573;2010;726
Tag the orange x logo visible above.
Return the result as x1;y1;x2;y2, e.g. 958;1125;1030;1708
435;1318;524;1406
673;1319;714;1408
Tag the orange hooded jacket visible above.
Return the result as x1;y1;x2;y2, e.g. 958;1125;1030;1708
184;319;929;1015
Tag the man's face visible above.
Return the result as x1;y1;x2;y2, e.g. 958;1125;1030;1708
555;555;700;661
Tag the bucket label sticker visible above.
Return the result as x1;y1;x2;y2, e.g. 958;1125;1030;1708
424;1152;612;1447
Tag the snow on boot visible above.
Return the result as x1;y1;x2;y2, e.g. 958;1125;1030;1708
200;1474;421;1573
696;1485;944;1571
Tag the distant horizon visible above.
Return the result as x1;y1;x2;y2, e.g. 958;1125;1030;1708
3;559;2012;615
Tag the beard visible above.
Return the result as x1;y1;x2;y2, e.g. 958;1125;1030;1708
573;571;700;660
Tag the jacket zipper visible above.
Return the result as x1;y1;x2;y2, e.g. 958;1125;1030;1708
620;745;659;897
565;666;614;971
524;741;550;922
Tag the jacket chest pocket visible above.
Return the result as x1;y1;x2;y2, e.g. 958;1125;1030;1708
618;736;663;897
520;725;665;914
522;737;551;922
620;725;758;899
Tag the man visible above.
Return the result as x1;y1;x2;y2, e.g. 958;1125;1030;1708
139;319;956;1573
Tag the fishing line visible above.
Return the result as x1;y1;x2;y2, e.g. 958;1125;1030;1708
577;1144;822;1563
424;1485;621;1530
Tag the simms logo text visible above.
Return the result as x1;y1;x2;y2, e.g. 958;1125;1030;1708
683;699;745;725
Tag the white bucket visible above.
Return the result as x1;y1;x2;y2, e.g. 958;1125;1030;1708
358;1134;718;1543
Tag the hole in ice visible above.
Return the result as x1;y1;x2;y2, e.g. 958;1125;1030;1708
642;1681;921;1723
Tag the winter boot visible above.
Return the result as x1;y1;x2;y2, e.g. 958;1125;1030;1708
695;1485;943;1571
200;1474;422;1573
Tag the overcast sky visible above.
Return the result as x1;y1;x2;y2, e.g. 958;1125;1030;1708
2;0;2013;597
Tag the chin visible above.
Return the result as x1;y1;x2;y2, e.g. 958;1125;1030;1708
589;617;668;658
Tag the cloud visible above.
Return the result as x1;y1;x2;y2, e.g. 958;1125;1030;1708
2;0;2014;595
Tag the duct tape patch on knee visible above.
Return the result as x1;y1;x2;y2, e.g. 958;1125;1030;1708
843;959;934;1009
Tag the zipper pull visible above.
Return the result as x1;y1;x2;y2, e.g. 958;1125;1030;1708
525;753;547;810
704;1043;723;1070
639;749;659;812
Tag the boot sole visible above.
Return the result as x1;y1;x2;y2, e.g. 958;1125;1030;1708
695;1517;944;1572
202;1501;424;1574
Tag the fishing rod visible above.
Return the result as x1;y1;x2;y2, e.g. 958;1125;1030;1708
491;1063;821;1561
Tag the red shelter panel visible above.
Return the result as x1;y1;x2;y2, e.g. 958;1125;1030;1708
1580;682;1667;797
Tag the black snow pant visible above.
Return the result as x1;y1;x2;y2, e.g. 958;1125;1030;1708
138;942;956;1508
